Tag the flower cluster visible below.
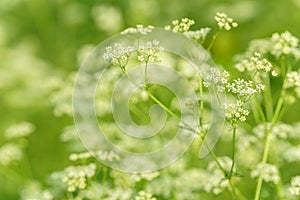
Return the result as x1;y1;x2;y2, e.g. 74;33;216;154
164;18;195;33
203;157;232;194
284;145;300;162
135;191;157;200
183;27;211;43
0;143;23;166
253;122;293;140
4;121;35;139
223;100;250;123
250;52;273;72
271;31;299;57
137;40;163;63
103;43;135;69
285;71;300;88
289;176;300;196
214;12;238;30
62;163;97;192
121;25;154;35
203;68;229;91
226;78;264;101
251;163;280;184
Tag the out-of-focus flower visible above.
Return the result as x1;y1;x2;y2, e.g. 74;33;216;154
121;25;154;35
135;191;157;200
271;31;299;57
251;163;280;184
92;5;123;33
4;122;35;139
214;12;238;30
289;176;300;196
0;143;23;166
183;27;211;43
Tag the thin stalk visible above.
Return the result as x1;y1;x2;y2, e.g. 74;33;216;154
198;76;204;131
229;179;238;200
263;74;274;121
229;125;237;176
254;128;272;200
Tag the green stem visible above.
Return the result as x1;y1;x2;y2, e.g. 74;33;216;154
229;125;237;176
263;74;274;121
254;128;272;200
198;76;204;132
229;179;238;200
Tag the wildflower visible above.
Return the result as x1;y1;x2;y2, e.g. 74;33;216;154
103;43;135;69
289;176;300;196
4;121;35;139
284;145;300;162
0;143;23;166
285;71;300;88
121;25;154;35
135;191;157;200
271;31;299;57
253;122;292;140
250;52;273;72
137;40;163;63
223;100;250;123
203;69;229;88
62;163;97;192
226;78;264;101
164;18;195;33
214;12;238;31
183;27;211;42
251;163;280;184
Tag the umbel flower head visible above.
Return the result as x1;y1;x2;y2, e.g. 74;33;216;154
121;25;154;35
271;31;299;57
289;176;300;196
183;27;211;43
137;40;163;63
214;12;238;30
164;18;195;33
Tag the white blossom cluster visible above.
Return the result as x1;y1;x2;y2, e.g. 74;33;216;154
183;27;211;43
20;181;53;200
289;176;300;196
253;122;293;140
271;31;299;57
214;12;238;31
226;78;265;101
0;143;23;166
250;52;273;72
121;25;154;35
4;121;35;139
203;157;232;194
62;163;97;192
164;18;195;33
223;100;250;123
69;150;120;162
284;145;300;162
203;68;229;92
103;43;135;68
135;191;157;200
251;163;280;184
137;40;163;63
285;71;300;97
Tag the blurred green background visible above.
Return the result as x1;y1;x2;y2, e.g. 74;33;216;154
1;0;300;199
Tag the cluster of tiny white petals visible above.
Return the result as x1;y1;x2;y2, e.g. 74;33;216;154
164;18;195;33
204;157;232;195
251;52;273;72
135;191;157;200
132;172;160;182
285;71;300;88
223;100;250;123
4;121;35;139
0;143;23;166
214;12;238;30
62;163;97;192
203;69;229;92
103;43;135;68
284;145;300;162
137;40;163;63
94;150;120;162
271;31;299;57
121;25;154;35
289;176;300;196
251;163;280;184
183;27;211;42
226;78;264;101
253;122;292;140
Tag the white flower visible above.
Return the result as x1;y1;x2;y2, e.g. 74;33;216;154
62;163;97;192
121;25;154;35
271;31;299;57
223;100;250;123
4;122;35;139
135;191;157;200
284;145;300;162
251;52;273;72
137;40;163;63
103;43;135;68
183;27;211;42
251;163;280;184
0;143;23;166
214;12;238;31
165;18;195;33
289;176;300;196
